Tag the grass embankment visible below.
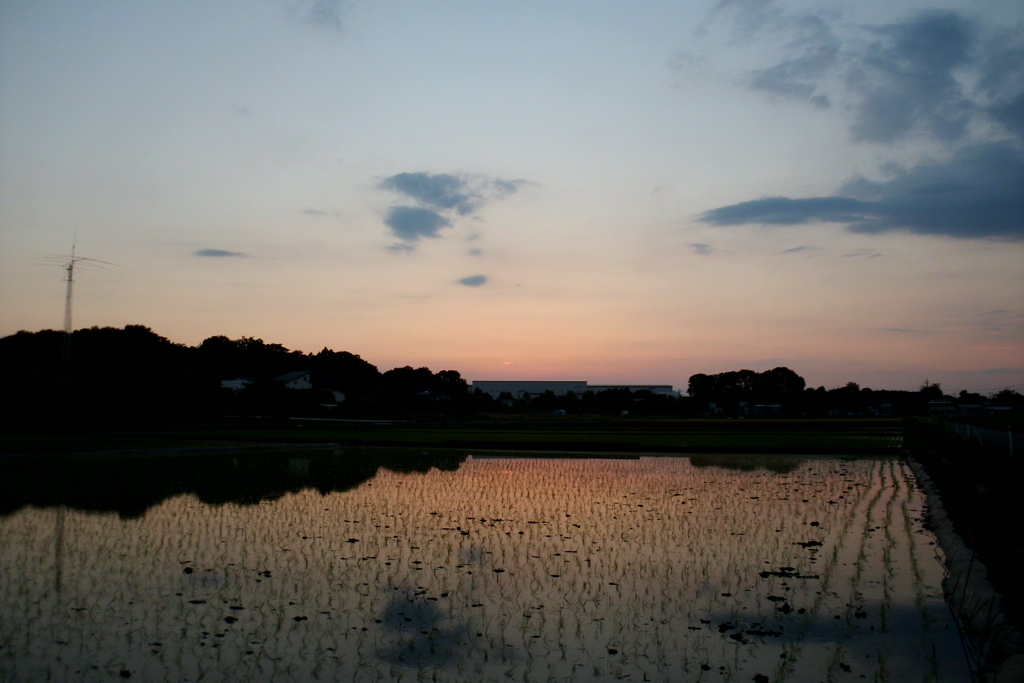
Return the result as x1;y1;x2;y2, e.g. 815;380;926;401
0;432;264;457
905;418;1024;631
0;418;903;457
292;419;902;452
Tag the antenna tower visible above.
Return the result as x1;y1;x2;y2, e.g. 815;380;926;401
39;244;118;364
62;244;76;363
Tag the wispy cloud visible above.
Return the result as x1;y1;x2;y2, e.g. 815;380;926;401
690;6;1024;146
301;0;347;32
688;243;715;255
745;14;837;109
782;246;809;253
458;275;488;287
491;178;528;197
301;208;328;216
195;249;244;257
839;249;882;259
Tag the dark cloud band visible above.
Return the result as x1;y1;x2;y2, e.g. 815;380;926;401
195;249;244;257
699;142;1024;240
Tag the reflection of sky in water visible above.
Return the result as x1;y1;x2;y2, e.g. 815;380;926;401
0;456;969;682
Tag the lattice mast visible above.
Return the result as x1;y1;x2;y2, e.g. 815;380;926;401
62;244;76;363
43;243;116;364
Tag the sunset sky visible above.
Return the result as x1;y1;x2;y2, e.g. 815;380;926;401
1;0;1021;392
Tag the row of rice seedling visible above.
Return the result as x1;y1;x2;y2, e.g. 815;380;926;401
0;454;967;682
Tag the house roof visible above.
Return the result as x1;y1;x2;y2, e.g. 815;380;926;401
275;371;311;383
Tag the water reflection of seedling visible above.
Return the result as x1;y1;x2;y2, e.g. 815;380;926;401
825;639;847;682
873;648;891;683
0;454;969;682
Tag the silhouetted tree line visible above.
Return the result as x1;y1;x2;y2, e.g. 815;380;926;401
0;325;486;425
687;369;1022;419
1;326;1019;426
501;368;994;419
687;367;806;414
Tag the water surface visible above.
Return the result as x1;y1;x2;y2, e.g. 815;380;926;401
0;451;968;682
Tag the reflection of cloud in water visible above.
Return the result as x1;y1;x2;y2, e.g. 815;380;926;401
180;567;231;590
459;546;483;564
377;589;468;666
689;454;803;474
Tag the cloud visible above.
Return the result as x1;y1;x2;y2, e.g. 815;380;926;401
301;208;327;216
782;246;809;253
699;142;1024;240
847;11;976;144
380;172;528;215
491;178;528;196
839;249;882;259
383;206;451;242
882;328;914;333
978;37;1024;138
688;8;1024;242
989;93;1024;138
699;7;1024;146
458;275;487;287
380;173;481;216
688;243;716;255
302;0;346;31
468;248;483;256
378;171;527;250
745;14;838;108
707;0;785;38
195;249;244;257
701;197;869;226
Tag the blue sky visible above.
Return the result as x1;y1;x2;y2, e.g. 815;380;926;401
1;0;1021;392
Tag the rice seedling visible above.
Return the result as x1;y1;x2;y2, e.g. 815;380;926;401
0;453;969;682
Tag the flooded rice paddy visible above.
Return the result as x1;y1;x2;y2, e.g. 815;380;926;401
0;453;968;682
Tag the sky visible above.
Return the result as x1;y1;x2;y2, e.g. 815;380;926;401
1;0;1022;393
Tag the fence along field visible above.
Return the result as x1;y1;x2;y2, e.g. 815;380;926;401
0;454;968;682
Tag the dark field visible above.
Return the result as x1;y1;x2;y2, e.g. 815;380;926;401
3;417;1019;681
1;418;903;458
